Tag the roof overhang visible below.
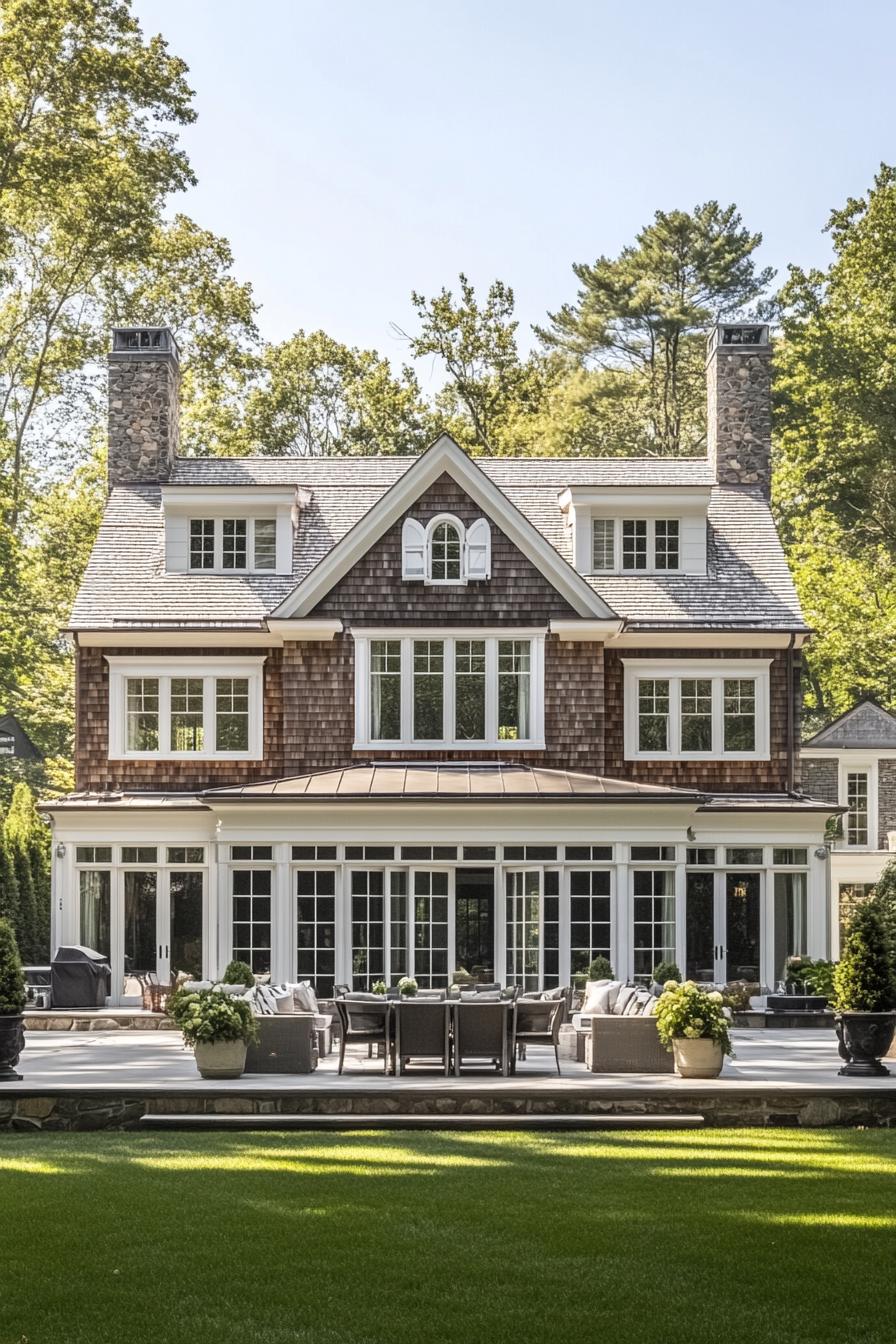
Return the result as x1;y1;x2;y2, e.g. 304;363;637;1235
271;434;620;622
558;486;713;512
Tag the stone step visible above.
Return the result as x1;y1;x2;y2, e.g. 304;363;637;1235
140;1112;705;1132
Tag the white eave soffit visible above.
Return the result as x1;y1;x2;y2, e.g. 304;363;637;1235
271;434;619;622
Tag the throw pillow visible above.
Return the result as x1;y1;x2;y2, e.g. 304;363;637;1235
624;989;651;1016
581;979;611;1014
249;984;280;1016
641;994;659;1016
612;985;638;1017
292;980;320;1014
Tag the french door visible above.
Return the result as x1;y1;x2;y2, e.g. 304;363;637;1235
503;868;560;990
348;867;453;989
121;869;204;1001
685;871;762;984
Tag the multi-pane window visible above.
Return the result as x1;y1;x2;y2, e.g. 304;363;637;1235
357;635;541;747
632;869;676;983
79;870;111;962
455;640;486;740
412;870;449;987
846;771;870;846
622;519;648;570
113;662;262;758
222;518;248;569
638;679;669;752
389;872;409;983
253;519;277;570
773;872;807;984
505;870;541;991
569;870;611;977
215;678;250;751
126;678;160;751
350;870;385;990
626;664;767;759
543;871;560;986
232;868;272;975
654;519;680;570
680;678;712;752
498;640;531;740
592;518;615;571
429;521;462;582
723;680;756;751
189;519;215;569
370;640;401;741
296;869;336;995
413;641;444;740
170;678;204;752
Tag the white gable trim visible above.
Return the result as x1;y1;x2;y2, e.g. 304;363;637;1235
271;435;620;622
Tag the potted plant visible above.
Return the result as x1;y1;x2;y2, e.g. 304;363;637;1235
397;976;418;997
0;919;26;1082
587;955;614;981
372;980;387;996
216;959;255;995
651;959;682;994
832;902;896;1076
168;988;258;1079
655;980;733;1078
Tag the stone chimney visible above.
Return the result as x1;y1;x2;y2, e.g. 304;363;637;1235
706;322;771;496
107;326;180;489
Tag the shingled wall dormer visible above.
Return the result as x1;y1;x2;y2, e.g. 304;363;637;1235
107;326;180;490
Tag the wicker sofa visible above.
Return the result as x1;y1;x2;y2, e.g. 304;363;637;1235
572;979;674;1074
244;1012;318;1074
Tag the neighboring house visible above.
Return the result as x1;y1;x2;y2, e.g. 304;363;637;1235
0;714;43;761
45;322;835;1005
802;698;896;956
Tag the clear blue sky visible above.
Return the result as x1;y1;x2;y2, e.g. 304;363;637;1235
134;0;896;371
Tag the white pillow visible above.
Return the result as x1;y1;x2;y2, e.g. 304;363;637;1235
624;989;651;1016
641;994;659;1017
581;979;611;1014
290;980;319;1014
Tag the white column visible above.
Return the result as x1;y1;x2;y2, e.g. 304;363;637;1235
272;843;291;983
615;860;630;980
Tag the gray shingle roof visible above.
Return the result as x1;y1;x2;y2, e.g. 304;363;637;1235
70;454;804;631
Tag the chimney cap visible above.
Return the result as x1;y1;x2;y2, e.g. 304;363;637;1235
110;326;179;361
707;322;770;356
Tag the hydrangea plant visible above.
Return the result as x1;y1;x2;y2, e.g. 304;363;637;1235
654;980;733;1056
168;988;258;1047
397;977;418;997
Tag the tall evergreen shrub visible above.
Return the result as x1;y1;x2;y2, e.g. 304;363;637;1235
833;902;896;1013
0;918;25;1016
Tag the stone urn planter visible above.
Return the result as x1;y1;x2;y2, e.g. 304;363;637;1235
0;1014;24;1081
834;1012;896;1077
671;1037;724;1079
193;1038;248;1080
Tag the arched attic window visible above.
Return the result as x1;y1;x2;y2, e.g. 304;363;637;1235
402;513;491;583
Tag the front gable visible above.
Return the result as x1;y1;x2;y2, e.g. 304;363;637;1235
271;435;619;625
309;473;587;624
804;698;896;750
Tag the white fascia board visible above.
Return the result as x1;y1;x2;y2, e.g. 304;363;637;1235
104;654;267;673
609;631;806;649
266;619;343;642
620;656;773;673
161;486;298;513
565;487;712;511
75;630;274;648
271;434;617;621
551;620;623;641
801;746;896;760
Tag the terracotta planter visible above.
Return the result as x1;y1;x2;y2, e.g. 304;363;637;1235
671;1036;724;1079
193;1038;248;1080
835;1012;896;1077
0;1014;24;1081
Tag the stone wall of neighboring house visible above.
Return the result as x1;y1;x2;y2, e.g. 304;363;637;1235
802;758;839;806
877;760;896;850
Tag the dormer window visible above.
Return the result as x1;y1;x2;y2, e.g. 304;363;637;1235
401;514;491;584
186;518;278;572
591;517;680;573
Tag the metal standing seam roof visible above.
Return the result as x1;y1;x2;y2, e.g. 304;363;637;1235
69;454;806;631
200;763;706;802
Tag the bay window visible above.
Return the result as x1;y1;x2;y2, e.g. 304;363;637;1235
624;659;770;760
108;657;264;759
354;632;544;748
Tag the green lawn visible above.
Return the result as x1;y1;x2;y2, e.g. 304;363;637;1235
2;1129;896;1344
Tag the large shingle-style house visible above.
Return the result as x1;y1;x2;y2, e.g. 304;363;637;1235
45;323;836;1005
802;698;896;954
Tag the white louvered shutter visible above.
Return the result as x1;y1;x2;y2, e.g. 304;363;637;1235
401;517;426;580
464;517;491;580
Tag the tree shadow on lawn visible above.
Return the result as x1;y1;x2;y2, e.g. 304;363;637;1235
1;1129;895;1344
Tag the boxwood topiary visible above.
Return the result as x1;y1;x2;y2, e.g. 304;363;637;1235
652;960;682;986
587;955;614;981
0;918;26;1016
833;902;896;1013
221;959;255;988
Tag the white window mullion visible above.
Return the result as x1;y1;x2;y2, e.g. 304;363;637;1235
204;675;215;755
214;520;223;571
247;518;256;570
160;676;172;753
444;637;455;744
711;678;724;756
485;638;498;742
400;638;413;742
668;677;681;755
647;518;656;571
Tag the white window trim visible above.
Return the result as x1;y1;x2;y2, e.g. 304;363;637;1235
839;758;877;851
106;656;265;761
622;658;771;761
590;516;682;575
424;513;467;587
353;629;545;750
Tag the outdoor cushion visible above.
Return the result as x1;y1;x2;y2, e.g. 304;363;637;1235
641;994;659;1016
612;985;638;1017
540;987;565;1001
291;980;320;1014
581;979;612;1014
461;990;500;1001
247;984;281;1016
624;989;652;1016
